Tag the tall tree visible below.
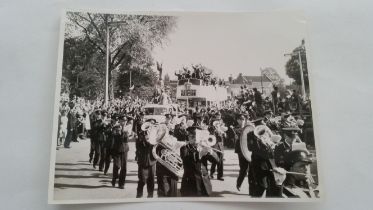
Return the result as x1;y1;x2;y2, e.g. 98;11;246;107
285;40;309;94
64;12;176;99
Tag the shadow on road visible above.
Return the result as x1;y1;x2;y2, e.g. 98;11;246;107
54;183;112;189
211;190;248;197
55;168;96;172
56;162;91;166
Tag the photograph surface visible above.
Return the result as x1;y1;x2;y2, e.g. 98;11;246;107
49;10;321;203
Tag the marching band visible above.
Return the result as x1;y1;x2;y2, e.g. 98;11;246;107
56;89;318;199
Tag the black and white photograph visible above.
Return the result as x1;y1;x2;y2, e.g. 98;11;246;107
48;10;321;203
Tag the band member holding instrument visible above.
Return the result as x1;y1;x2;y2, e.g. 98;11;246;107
136;118;157;198
174;115;188;142
247;118;279;197
92;110;109;171
111;115;130;189
180;126;219;197
164;113;175;135
209;112;225;181
134;112;145;161
234;113;250;191
156;114;179;197
103;113;120;175
88;109;100;163
274;126;302;168
273;150;318;198
155;146;179;197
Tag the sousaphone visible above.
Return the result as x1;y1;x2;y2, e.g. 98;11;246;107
240;125;255;162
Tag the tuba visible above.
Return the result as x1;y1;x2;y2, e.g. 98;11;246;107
254;125;282;147
240;125;255;162
141;122;165;145
151;124;185;178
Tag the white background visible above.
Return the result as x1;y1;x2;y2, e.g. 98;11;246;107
0;0;372;210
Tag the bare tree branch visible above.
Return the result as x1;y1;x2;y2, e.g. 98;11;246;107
70;18;106;55
87;13;107;46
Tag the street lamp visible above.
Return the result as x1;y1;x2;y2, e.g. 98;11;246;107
284;41;306;98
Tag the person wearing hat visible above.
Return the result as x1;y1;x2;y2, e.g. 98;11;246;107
173;116;188;142
274;126;302;169
246;117;279;197
180;126;219;197
91;110;110;171
135;118;157;198
88;109;101;162
192;112;207;128
102;113;121;175
208;112;225;181
233;113;251;191
272;150;317;198
253;88;264;117
111;115;130;189
155;128;179;197
164;113;175;135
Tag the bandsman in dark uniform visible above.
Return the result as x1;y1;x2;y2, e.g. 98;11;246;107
273;150;318;198
274;126;302;168
173;115;188;142
88;109;100;163
92;110;110;171
209;112;225;181
111;115;130;189
164;113;175;135
135;118;157;198
247;118;279;197
91;110;102;168
180;126;220;197
234;113;250;191
156;113;179;197
103;113;119;175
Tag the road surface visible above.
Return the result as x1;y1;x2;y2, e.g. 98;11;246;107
53;138;250;201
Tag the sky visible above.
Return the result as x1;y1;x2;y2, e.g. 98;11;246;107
152;12;308;84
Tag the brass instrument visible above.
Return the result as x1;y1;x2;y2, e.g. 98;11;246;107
149;124;185;178
141;122;165;145
195;129;223;154
212;120;228;137
254;125;282;147
239;125;255;162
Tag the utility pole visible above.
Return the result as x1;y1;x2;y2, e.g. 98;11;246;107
105;20;109;106
298;50;306;98
104;19;128;106
284;40;306;98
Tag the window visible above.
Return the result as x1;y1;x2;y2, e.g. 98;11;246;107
144;107;168;115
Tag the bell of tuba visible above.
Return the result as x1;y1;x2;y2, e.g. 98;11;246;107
254;125;282;146
240;125;255;162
